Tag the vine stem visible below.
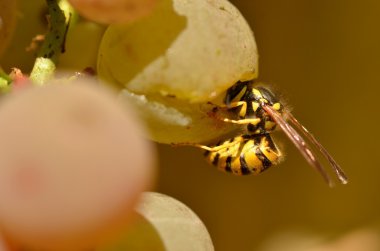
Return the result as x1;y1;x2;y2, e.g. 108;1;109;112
29;0;75;85
0;68;11;93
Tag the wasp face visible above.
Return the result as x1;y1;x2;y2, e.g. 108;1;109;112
254;86;283;113
245;85;284;134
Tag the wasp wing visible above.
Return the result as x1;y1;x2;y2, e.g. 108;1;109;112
285;112;348;184
262;105;334;186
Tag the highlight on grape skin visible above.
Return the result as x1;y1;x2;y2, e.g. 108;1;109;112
68;0;159;24
0;80;155;251
98;0;258;144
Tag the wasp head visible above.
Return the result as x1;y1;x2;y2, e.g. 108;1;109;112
254;86;283;111
243;86;283;133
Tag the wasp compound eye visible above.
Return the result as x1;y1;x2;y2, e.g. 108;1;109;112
256;87;278;104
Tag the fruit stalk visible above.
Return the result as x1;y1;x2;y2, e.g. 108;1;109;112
30;0;74;85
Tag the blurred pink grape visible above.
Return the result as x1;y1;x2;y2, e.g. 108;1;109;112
0;79;155;251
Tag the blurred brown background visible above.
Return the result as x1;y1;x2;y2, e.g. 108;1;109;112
157;0;380;250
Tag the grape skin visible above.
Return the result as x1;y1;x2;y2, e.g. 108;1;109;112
68;0;158;24
98;0;258;144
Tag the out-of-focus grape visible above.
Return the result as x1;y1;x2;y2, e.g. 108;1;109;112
97;192;214;251
0;80;155;251
68;0;158;24
0;0;46;72
0;0;17;57
59;21;106;71
98;0;257;143
257;229;380;251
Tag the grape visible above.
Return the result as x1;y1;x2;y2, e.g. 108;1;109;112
0;0;47;72
68;0;158;24
0;80;155;251
98;0;257;144
120;89;240;144
0;0;17;57
97;192;214;251
59;21;106;71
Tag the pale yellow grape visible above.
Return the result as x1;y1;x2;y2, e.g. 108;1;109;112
97;192;214;251
0;0;17;57
1;0;47;72
59;21;106;71
98;0;257;144
258;229;380;251
0;80;155;251
68;0;158;24
135;192;214;251
120;89;239;144
98;0;257;102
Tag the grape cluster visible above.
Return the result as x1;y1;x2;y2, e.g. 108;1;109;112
98;0;258;144
0;0;255;249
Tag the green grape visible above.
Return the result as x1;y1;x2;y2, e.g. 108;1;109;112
98;0;258;144
0;0;17;57
97;192;214;251
68;0;158;24
0;0;47;72
59;21;106;71
119;89;240;144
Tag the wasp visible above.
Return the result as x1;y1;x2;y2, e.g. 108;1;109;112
194;80;348;186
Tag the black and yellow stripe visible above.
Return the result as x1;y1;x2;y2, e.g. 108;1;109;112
204;135;282;175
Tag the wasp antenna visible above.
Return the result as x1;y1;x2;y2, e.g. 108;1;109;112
262;105;334;187
285;112;348;184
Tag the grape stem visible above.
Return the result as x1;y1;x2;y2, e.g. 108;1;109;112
0;68;11;93
29;0;75;85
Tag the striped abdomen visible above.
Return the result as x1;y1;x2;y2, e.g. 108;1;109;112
204;135;282;175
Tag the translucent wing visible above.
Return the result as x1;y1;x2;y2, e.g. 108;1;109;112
262;105;334;186
285;112;348;184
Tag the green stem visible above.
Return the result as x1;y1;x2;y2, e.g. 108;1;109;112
0;68;11;93
30;0;74;85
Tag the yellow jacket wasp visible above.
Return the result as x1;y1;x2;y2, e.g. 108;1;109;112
194;80;348;187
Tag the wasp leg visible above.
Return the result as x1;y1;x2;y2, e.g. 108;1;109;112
224;81;249;105
262;134;282;157
190;137;244;152
218;101;246;109
209;101;261;125
211;102;261;125
221;117;261;125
